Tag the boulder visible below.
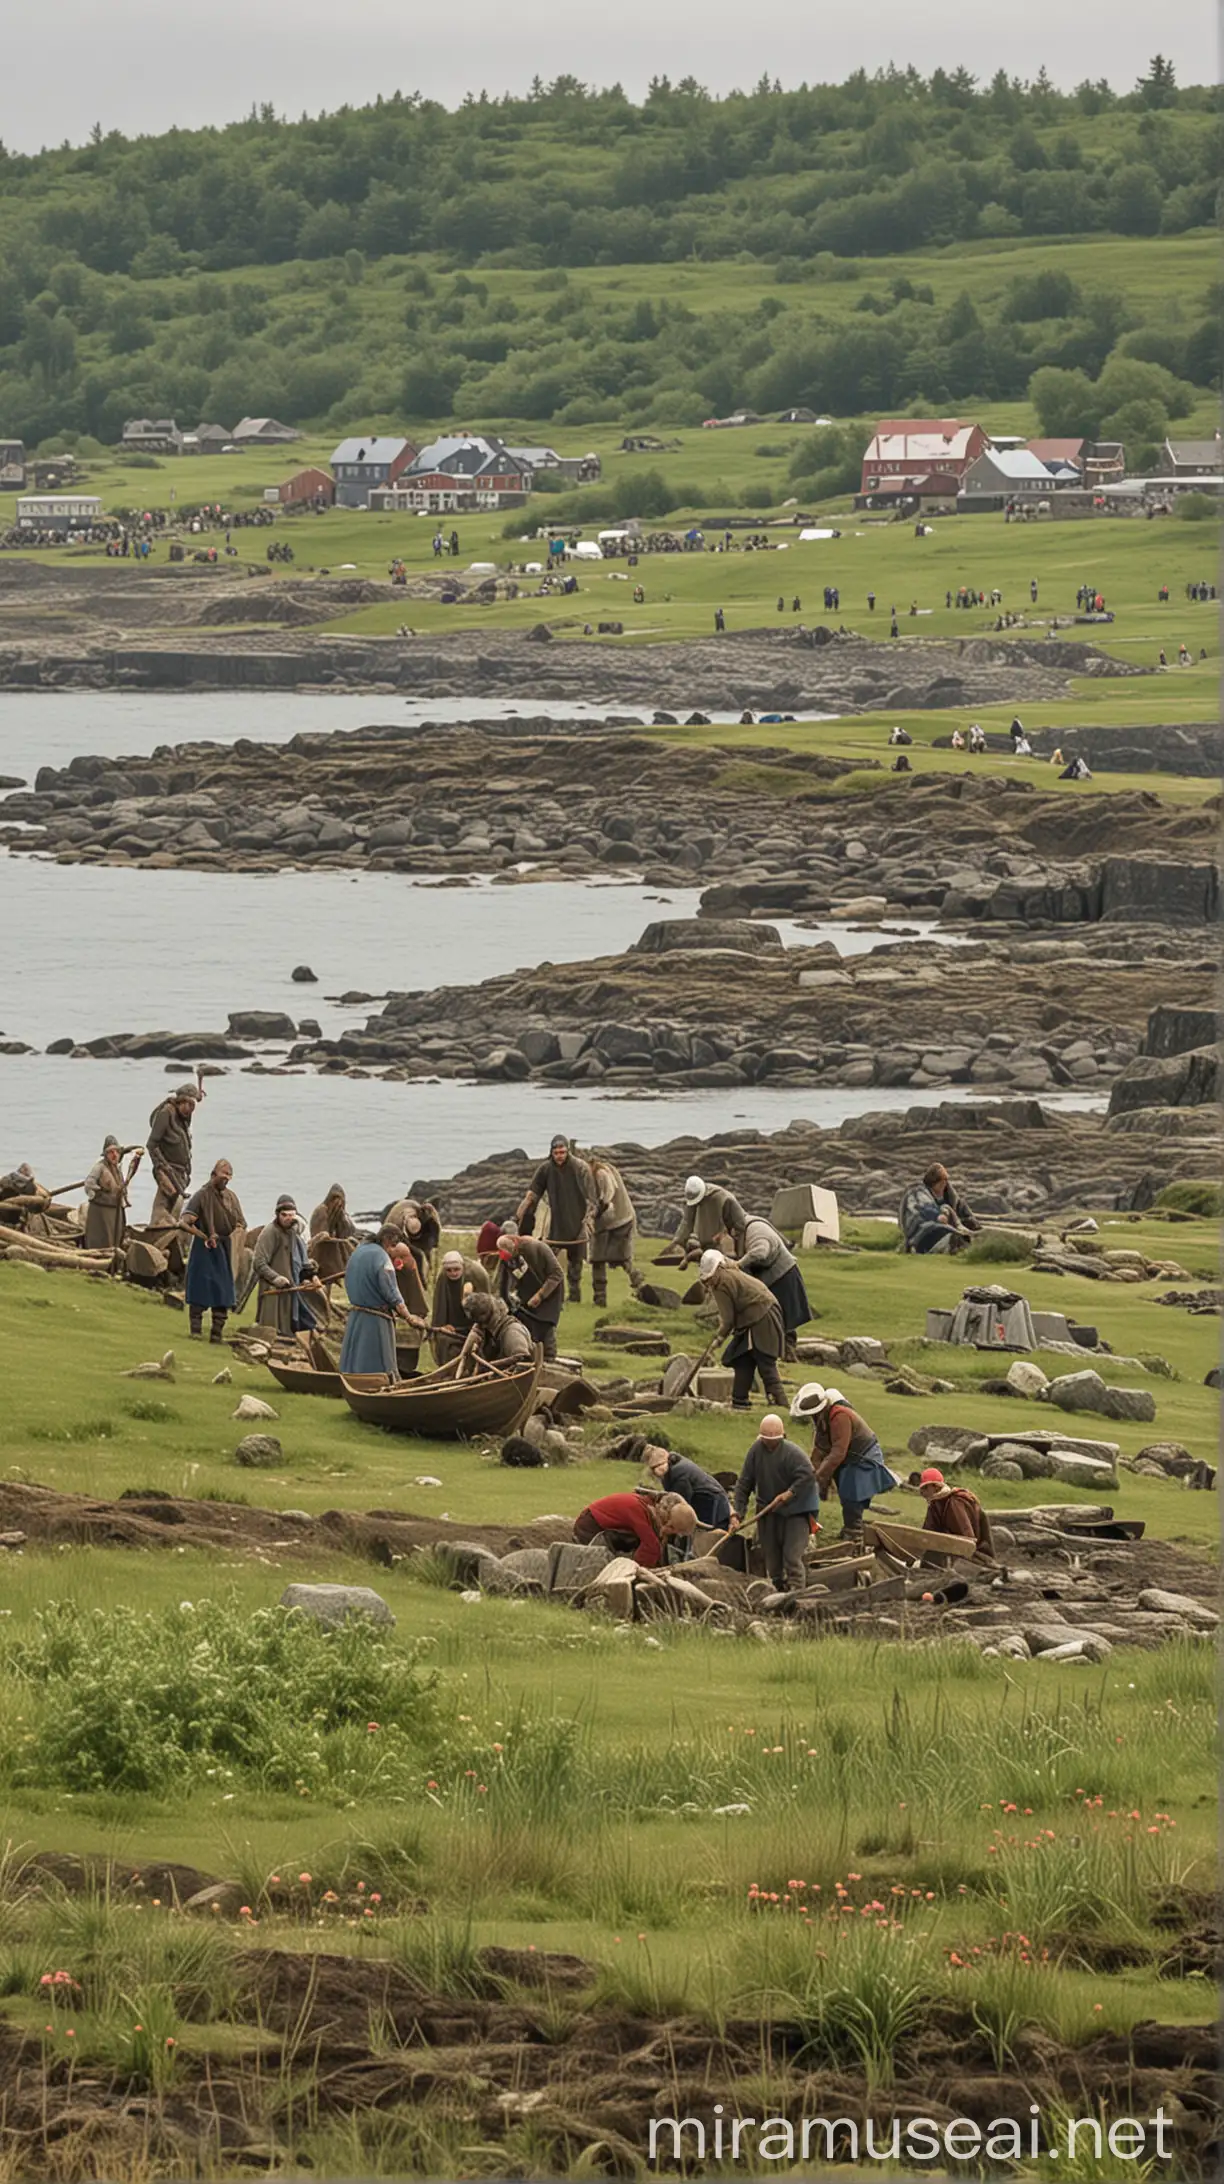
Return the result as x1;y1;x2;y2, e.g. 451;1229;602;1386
839;1335;888;1367
661;1354;696;1398
981;1457;1024;1481
1044;1370;1156;1424
290;965;318;984
234;1434;283;1467
518;1028;561;1067
908;1425;990;1464
474;1046;532;1081
227;1011;297;1040
1006;1360;1050;1398
233;1394;279;1422
1135;1588;1218;1628
499;1547;552;1585
633;918;782;953
279;1583;394;1629
990;1441;1055;1478
1048;1450;1120;1489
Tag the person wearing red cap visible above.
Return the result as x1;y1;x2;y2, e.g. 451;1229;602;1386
918;1468;994;1555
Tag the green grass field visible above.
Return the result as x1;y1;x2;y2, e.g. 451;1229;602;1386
0;1214;1216;2173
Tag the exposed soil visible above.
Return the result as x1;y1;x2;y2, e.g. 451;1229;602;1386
0;1947;1215;2179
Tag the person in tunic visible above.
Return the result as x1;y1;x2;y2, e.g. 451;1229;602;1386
791;1382;897;1539
700;1249;787;1409
737;1214;811;1356
643;1444;731;1531
83;1136;136;1255
460;1290;535;1364
181;1159;246;1343
309;1183;359;1279
146;1087;201;1224
430;1249;490;1365
918;1467;994;1555
728;1414;820;1592
588;1152;642;1308
515;1135;596;1302
497;1226;564;1360
674;1175;749;1263
571;1490;696;1567
248;1196;323;1339
339;1228;422;1378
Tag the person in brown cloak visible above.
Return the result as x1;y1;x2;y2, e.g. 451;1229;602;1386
146;1086;201;1224
588;1151;642;1308
244;1196;323;1338
83;1136;137;1255
309;1182;359;1279
182;1159;246;1342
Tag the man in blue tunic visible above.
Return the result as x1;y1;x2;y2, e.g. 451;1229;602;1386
339;1226;424;1378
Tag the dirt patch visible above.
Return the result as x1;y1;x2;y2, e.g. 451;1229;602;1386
0;1478;572;1565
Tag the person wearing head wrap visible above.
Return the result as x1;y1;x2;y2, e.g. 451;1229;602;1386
728;1412;820;1592
790;1383;897;1540
643;1443;731;1533
338;1227;423;1378
673;1175;749;1265
460;1289;535;1365
587;1151;642;1308
83;1135;135;1255
497;1225;564;1360
571;1489;696;1569
736;1213;811;1356
243;1195;322;1339
514;1134;596;1303
146;1086;201;1224
181;1158;246;1342
699;1249;786;1410
430;1247;490;1365
917;1467;994;1556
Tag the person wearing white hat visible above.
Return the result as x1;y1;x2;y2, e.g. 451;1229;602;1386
673;1175;749;1266
728;1411;820;1592
699;1250;786;1410
790;1382;896;1539
430;1246;489;1365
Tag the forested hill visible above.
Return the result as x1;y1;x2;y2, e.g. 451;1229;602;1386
0;62;1217;451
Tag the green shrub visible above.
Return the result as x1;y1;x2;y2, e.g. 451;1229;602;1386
959;1232;1033;1266
2;1597;439;1798
1155;1178;1223;1216
1175;492;1217;522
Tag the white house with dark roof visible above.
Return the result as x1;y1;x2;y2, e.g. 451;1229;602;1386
961;448;1055;501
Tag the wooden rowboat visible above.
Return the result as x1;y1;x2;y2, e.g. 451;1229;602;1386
266;1356;344;1399
340;1351;543;1439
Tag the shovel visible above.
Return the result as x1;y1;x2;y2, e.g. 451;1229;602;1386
703;1487;793;1558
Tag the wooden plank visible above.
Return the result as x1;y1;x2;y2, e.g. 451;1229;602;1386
864;1518;984;1562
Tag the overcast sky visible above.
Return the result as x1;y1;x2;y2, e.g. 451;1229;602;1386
6;1;1216;153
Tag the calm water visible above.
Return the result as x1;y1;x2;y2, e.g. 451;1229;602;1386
2;1064;1104;1226
0;690;834;785
0;692;1003;1219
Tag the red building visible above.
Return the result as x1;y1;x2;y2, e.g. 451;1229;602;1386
861;419;988;496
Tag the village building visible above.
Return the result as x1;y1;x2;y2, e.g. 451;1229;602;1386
0;440;25;490
1161;434;1223;477
277;466;335;508
15;493;103;534
371;434;532;512
860;419;988;496
231;417;300;446
330;435;418;509
854;470;959;514
181;422;234;455
506;444;601;483
1027;437;1087;483
121;418;183;455
961;447;1055;504
1083;441;1126;489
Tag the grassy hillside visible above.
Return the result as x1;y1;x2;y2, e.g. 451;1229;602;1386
0;67;1217;449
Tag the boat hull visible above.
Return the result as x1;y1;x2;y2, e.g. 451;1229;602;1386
340;1355;542;1439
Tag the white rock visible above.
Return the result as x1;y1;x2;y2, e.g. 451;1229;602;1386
413;1475;443;1488
1136;1588;1218;1627
1006;1360;1049;1398
233;1394;278;1421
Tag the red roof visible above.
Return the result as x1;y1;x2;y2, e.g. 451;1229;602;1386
1027;438;1085;463
873;418;970;437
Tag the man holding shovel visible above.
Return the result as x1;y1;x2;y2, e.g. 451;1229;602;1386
727;1412;821;1594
